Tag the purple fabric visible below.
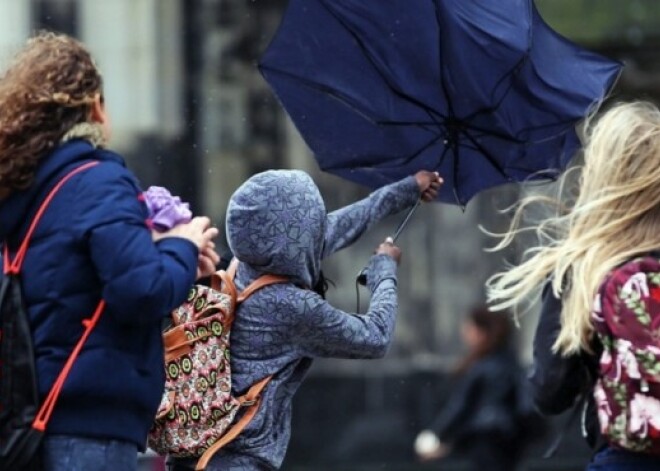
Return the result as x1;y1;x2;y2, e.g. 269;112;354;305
143;186;192;231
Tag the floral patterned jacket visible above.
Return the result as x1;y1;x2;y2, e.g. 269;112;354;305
593;255;660;454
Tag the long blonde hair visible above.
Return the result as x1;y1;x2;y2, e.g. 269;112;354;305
486;101;660;356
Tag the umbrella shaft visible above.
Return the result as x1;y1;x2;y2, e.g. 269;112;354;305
392;199;421;242
357;199;421;286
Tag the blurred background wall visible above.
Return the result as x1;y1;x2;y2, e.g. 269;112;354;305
1;1;660;469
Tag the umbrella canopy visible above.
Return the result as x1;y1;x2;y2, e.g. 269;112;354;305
259;0;622;205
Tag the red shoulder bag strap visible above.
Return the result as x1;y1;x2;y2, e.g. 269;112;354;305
2;161;104;432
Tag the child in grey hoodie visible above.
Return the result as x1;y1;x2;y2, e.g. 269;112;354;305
169;169;440;471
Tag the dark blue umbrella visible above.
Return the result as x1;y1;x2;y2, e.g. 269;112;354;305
259;0;622;206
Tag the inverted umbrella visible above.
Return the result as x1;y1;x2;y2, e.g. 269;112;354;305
259;0;622;207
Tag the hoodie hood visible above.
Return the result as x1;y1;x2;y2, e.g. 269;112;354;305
226;170;326;288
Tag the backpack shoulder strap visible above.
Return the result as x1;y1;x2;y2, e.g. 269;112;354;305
210;270;238;307
226;257;239;279
1;161;104;432
214;257;287;303
194;271;287;470
237;274;288;303
33;299;106;431
212;258;288;303
3;161;100;275
195;376;271;471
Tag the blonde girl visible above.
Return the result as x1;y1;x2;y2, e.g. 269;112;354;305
487;101;660;470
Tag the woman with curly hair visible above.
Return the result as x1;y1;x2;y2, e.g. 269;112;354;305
487;102;660;470
0;32;219;470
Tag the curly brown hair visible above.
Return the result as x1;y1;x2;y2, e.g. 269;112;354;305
0;32;103;197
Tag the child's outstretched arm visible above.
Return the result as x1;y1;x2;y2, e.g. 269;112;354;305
322;171;440;258
294;240;402;359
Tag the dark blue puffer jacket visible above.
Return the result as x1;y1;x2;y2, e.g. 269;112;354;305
0;140;198;449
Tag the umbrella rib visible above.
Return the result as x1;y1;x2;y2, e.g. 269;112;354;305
468;116;579;144
432;1;457;122
436;144;451;169
375;120;443;126
392;133;446;168
373;119;445;138
317;0;446;124
454;122;524;144
375;119;524;146
345;133;445;171
452;143;463;207
262;67;448;138
458;127;511;180
430;2;534;149
263;64;448;151
455;51;589;144
512;118;580;143
461;55;528;124
260;65;390;125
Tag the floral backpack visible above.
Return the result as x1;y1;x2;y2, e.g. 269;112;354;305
592;255;660;454
148;265;286;470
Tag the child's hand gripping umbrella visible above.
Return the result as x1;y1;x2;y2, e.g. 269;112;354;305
357;171;442;285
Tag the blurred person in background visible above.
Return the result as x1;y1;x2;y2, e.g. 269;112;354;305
414;306;535;471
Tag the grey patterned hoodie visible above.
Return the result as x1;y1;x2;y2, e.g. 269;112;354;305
190;171;419;470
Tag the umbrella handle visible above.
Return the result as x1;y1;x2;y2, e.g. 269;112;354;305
356;199;421;286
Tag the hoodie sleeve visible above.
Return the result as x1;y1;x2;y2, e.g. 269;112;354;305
294;254;398;359
322;176;419;258
72;161;199;325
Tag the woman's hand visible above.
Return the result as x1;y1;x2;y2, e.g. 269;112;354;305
414;430;449;462
415;171;443;202
375;236;401;264
152;216;219;252
197;241;220;280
